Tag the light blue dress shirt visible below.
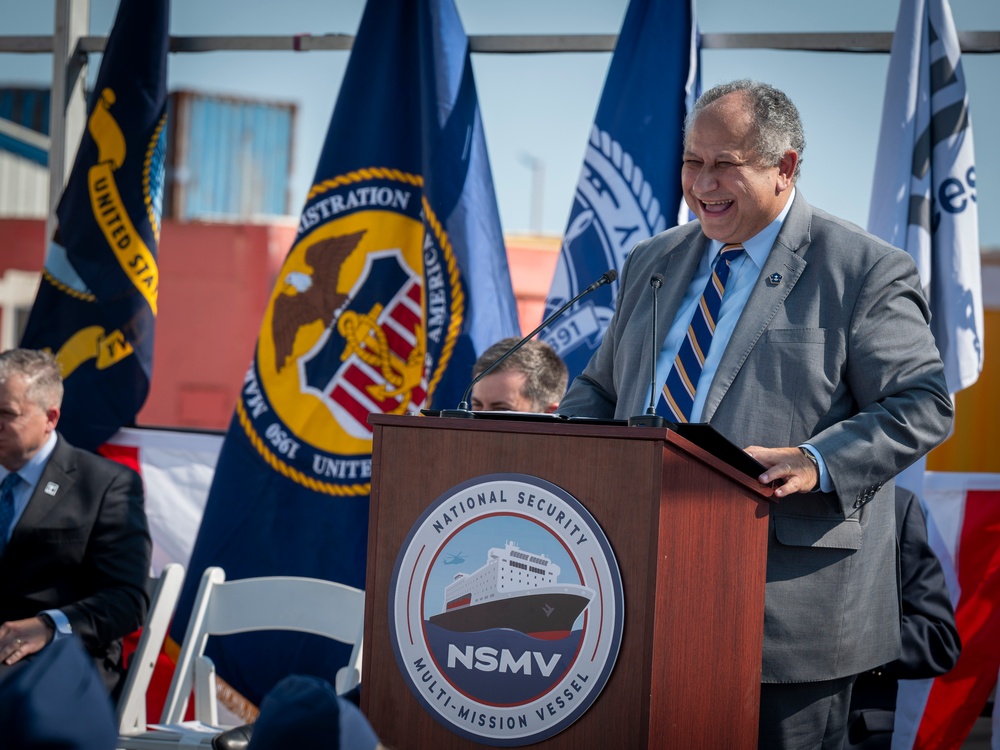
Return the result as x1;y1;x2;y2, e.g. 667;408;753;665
1;431;58;541
1;431;74;637
652;189;832;491
654;191;795;420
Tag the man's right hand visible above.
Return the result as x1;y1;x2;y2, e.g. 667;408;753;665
745;445;819;498
0;617;53;665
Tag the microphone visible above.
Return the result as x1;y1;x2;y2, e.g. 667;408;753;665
439;269;619;418
627;273;674;428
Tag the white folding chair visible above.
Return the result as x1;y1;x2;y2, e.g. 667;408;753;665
117;563;186;736
118;566;365;749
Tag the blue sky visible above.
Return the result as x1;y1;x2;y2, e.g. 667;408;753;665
3;0;1000;246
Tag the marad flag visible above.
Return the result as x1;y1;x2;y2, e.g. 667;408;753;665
868;0;983;397
542;0;698;381
171;0;519;710
20;0;169;451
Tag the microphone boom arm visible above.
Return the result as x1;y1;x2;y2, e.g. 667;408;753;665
445;269;618;415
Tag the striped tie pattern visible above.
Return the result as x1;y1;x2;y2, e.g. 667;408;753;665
659;243;745;422
0;472;20;556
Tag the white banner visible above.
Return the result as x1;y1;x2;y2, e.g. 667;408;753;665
105;426;223;575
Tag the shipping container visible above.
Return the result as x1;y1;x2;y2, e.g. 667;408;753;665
165;90;296;221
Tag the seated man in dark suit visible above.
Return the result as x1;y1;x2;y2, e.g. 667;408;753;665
0;348;151;695
844;486;961;749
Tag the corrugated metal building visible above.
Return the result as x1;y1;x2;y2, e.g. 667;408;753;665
0;87;296;221
0;87;51;218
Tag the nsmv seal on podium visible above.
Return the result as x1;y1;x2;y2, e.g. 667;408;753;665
389;473;624;746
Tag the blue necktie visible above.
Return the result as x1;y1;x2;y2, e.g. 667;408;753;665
659;243;745;423
0;472;21;556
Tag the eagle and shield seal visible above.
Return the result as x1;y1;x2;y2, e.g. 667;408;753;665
237;169;463;496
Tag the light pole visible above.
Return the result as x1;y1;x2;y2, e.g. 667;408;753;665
517;151;545;234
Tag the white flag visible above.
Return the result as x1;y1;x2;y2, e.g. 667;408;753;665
104;427;223;574
868;0;983;396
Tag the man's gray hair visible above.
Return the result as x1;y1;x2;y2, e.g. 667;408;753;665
472;338;569;411
685;79;805;182
0;349;64;410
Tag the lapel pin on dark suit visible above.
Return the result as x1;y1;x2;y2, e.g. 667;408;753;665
767;272;783;286
44;482;59;497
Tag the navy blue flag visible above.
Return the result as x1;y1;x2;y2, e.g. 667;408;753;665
171;0;519;710
542;0;699;381
19;0;169;452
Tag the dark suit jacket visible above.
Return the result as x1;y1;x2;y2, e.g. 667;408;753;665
0;434;151;691
559;192;954;682
844;487;961;749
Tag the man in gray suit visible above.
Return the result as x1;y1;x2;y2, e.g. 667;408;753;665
557;80;954;748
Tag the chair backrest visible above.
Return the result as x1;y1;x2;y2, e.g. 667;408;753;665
116;562;186;735
160;566;365;725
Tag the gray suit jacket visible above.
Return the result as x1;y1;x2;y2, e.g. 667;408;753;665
559;192;954;682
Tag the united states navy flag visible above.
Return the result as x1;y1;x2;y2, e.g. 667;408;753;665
19;0;169;452
171;0;519;710
542;0;699;381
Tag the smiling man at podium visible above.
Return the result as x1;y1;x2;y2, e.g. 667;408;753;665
557;81;953;749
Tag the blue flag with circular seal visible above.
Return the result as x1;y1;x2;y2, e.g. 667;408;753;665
172;0;520;708
542;0;699;383
19;0;169;452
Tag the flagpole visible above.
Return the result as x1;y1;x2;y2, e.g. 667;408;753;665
46;0;89;247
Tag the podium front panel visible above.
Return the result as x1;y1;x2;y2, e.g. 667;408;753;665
364;415;768;749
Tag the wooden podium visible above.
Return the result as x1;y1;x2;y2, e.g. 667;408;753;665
363;414;771;749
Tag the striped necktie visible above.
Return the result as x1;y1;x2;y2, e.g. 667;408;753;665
0;472;21;555
659;243;745;423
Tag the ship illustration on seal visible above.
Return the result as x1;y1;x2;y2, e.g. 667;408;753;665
429;541;595;640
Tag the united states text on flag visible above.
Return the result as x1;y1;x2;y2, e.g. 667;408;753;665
19;0;170;451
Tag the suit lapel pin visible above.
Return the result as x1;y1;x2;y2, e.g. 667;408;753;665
44;482;59;496
767;272;782;286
